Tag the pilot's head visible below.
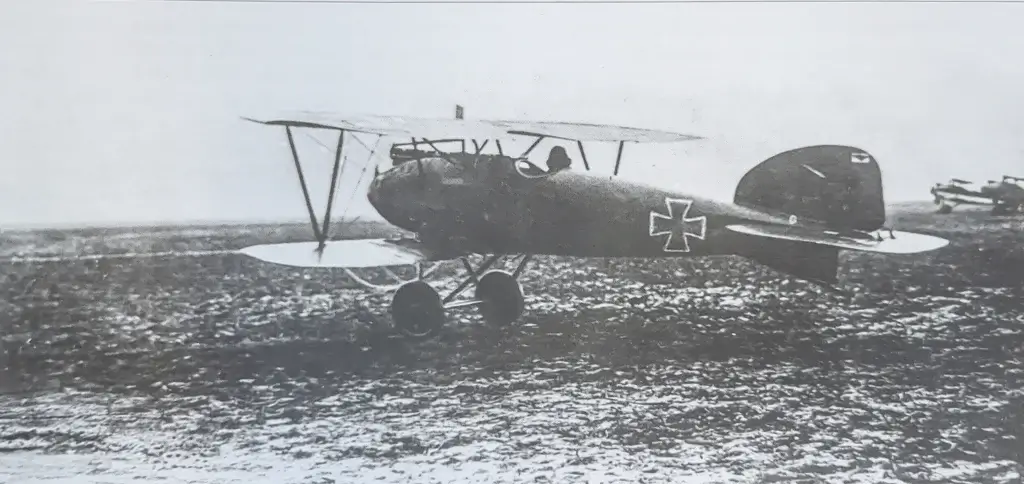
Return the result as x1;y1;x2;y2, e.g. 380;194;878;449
546;146;571;172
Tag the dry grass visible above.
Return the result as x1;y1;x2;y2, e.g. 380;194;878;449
0;204;1022;482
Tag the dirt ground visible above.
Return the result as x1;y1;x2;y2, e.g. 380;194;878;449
1;204;1022;483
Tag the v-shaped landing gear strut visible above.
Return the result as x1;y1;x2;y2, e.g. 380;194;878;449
390;253;533;339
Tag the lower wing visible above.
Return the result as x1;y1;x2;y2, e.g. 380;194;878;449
725;224;949;254
934;191;995;206
239;238;438;268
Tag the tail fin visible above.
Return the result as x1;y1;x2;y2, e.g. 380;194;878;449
734;145;886;232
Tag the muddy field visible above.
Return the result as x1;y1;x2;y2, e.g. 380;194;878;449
1;204;1023;483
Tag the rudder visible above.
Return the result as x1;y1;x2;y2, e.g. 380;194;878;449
734;145;886;232
742;237;840;286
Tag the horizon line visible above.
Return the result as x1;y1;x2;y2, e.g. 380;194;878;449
0;199;937;232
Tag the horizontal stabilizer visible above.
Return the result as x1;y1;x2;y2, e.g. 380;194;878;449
238;239;430;268
726;224;949;254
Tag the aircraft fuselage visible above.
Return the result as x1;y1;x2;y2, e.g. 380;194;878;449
367;155;798;259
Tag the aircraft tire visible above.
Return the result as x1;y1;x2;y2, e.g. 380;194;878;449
391;281;445;339
475;270;525;327
937;203;953;214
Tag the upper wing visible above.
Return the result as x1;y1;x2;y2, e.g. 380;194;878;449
490;120;702;143
725;224;949;254
243;112;511;140
244;112;701;143
1003;175;1024;187
238;239;438;268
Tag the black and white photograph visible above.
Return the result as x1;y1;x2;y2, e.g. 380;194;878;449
2;0;1023;482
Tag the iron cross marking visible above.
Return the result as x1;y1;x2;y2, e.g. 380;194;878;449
649;198;708;253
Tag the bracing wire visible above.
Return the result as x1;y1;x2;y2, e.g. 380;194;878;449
337;135;383;225
300;130;381;232
115;0;1014;5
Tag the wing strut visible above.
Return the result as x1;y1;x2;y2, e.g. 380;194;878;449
613;141;626;176
521;136;545;157
470;139;490;170
320;129;345;251
576;140;591;171
283;125;358;258
286;126;325;243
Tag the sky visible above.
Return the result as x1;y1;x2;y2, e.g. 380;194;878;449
3;0;1024;228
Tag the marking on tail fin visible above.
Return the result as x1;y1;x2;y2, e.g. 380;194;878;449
802;164;826;178
649;198;707;253
851;152;872;163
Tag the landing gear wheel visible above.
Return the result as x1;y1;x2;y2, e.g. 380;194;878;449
937;203;953;214
391;281;445;339
475;270;525;327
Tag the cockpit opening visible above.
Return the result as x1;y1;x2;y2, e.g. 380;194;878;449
513;158;550;179
381;140;575;183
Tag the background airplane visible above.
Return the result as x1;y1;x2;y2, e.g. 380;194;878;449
932;175;1024;214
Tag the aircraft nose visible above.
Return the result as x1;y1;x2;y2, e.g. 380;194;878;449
367;174;387;206
367;169;407;216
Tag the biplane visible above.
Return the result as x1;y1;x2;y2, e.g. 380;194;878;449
931;176;1024;214
238;107;949;339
